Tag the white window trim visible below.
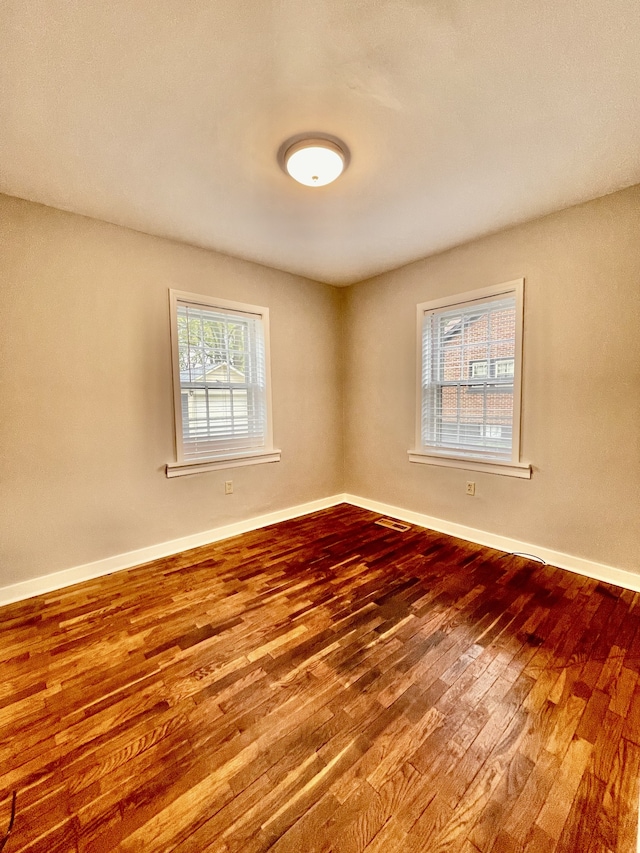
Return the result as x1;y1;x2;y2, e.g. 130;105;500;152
409;278;531;479
408;451;531;478
166;449;281;478
167;289;281;477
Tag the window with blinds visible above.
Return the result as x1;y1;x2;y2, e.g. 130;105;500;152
416;281;524;464
169;292;276;469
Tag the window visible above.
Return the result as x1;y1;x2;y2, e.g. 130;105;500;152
166;291;280;477
484;425;503;439
469;360;489;379
409;279;530;478
494;358;514;378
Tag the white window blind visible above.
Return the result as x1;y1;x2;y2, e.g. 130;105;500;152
420;293;517;460
176;299;268;461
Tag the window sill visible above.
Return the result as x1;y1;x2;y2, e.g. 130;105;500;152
408;450;531;479
166;449;281;478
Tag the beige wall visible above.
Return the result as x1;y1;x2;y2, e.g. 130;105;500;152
343;185;640;572
2;186;639;588
0;195;344;585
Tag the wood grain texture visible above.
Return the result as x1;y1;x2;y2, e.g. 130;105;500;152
0;504;638;852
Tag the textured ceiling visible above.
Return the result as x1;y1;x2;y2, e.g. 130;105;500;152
2;0;640;285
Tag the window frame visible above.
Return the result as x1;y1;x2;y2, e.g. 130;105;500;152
166;289;280;478
409;278;531;478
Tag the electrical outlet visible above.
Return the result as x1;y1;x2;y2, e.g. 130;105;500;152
224;480;233;495
466;481;476;496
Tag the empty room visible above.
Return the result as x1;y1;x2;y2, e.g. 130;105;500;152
1;1;640;851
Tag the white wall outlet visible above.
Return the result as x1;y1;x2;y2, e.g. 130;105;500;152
224;480;233;495
466;481;476;496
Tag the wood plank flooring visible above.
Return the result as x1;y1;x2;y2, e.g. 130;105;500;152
0;503;639;852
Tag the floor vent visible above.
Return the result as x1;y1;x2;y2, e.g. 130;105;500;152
375;518;411;532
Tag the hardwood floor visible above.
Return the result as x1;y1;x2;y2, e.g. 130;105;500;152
1;503;638;852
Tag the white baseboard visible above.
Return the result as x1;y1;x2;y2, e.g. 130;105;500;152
344;493;640;593
0;494;346;607
2;492;639;607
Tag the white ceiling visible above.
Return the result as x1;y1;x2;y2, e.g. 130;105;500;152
2;1;640;285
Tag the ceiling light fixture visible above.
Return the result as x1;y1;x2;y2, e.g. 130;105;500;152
280;134;349;187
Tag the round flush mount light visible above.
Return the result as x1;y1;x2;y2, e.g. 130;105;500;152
279;134;349;187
